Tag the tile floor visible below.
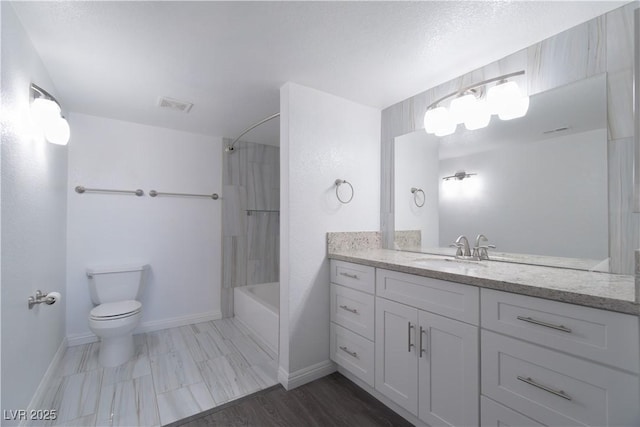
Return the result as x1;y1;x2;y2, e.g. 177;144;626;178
29;318;278;426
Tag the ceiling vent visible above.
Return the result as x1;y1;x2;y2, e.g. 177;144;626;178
157;96;193;113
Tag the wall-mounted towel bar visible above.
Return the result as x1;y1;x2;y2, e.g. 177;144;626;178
149;190;219;200
246;209;279;216
75;186;144;196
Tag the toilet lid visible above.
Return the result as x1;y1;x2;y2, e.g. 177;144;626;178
90;300;141;319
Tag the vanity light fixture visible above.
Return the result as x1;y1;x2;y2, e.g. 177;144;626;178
424;70;529;137
442;171;477;181
30;83;70;145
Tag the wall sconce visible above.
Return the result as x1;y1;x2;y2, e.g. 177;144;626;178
443;171;477;181
30;83;70;145
424;70;529;137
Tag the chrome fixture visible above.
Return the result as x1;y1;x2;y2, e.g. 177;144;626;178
149;190;219;200
473;234;496;260
30;83;71;145
226;112;280;153
28;290;60;309
75;186;144;196
450;235;472;258
411;187;425;207
443;171;476;181
335;179;354;204
424;70;529;137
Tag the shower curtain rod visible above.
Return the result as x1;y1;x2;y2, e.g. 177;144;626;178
226;112;280;152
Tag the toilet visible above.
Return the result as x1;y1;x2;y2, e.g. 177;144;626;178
87;264;149;367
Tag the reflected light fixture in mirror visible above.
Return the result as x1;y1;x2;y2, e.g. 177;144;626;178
30;83;70;145
424;70;529;137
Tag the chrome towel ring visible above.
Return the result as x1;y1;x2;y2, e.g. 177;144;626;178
335;179;354;204
411;187;425;207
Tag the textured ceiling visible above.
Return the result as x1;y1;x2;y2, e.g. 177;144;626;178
10;1;626;145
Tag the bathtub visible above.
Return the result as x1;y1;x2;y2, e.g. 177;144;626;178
234;282;279;355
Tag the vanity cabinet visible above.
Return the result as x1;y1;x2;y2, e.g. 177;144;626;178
329;260;376;387
375;269;479;427
328;259;640;427
481;289;640;427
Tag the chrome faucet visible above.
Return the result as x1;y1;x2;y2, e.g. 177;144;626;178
473;234;496;260
450;235;472;258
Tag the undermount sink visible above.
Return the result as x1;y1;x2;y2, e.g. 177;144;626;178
412;256;487;269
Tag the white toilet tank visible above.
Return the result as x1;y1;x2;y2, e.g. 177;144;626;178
87;264;150;304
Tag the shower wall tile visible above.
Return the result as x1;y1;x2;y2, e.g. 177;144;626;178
222;140;280;317
527;16;605;96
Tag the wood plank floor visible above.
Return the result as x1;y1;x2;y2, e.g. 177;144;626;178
171;373;413;427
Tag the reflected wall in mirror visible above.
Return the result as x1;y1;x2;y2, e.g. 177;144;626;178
394;74;609;270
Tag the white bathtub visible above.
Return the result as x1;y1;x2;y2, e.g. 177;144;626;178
234;282;279;355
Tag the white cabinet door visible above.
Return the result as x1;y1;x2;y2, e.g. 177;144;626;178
375;297;418;415
418;310;479;427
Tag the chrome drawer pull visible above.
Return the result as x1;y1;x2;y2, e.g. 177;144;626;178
339;346;358;359
408;323;415;352
339;272;359;280
516;316;572;333
419;326;427;358
339;305;358;314
517;376;572;401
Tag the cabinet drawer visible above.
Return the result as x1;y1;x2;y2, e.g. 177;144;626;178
482;330;640;427
480;397;544;427
330;260;375;294
481;288;639;373
330;284;375;340
376;269;479;325
330;323;374;387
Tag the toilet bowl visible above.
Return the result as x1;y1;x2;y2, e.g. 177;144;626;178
86;264;149;367
88;300;142;367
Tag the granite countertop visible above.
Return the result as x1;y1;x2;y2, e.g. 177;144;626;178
328;248;639;315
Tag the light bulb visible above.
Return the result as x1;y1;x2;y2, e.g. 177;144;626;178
434;111;456;136
31;98;60;131
45;117;70;145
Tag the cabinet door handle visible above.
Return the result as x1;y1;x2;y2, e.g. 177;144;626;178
419;326;427;358
408;323;415;352
339;305;358;314
516;316;572;333
339;272;359;280
517;376;572;401
339;346;358;359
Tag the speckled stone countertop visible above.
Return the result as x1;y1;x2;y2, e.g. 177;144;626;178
328;248;639;315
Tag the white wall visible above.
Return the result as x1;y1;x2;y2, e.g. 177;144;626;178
394;130;439;249
439;128;608;259
66;113;222;343
1;4;67;422
279;83;380;385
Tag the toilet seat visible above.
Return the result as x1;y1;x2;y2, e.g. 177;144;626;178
90;300;141;321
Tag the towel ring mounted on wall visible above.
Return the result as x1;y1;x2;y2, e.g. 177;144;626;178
335;179;354;204
411;187;425;207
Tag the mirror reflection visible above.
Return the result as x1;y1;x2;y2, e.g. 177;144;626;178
394;74;608;270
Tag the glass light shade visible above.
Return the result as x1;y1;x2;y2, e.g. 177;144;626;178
434;112;456;136
45;117;70;145
31;98;61;130
463;99;491;130
449;93;477;124
487;80;529;120
424;106;449;134
497;95;529;120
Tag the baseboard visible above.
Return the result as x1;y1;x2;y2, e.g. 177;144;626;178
278;359;337;390
21;337;68;426
66;310;222;347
